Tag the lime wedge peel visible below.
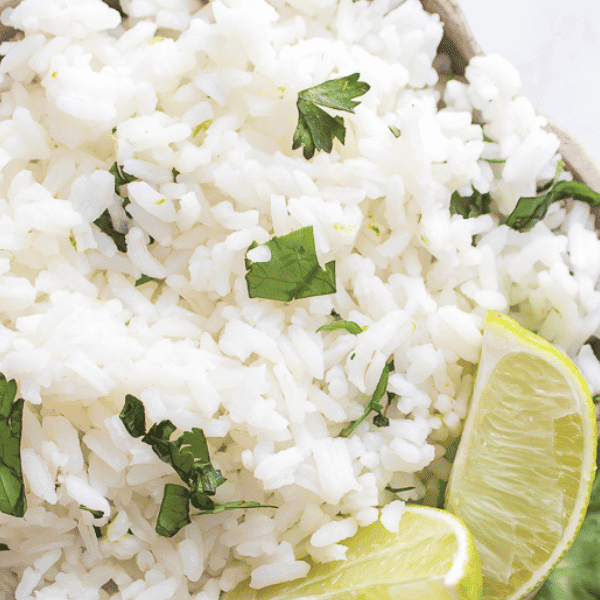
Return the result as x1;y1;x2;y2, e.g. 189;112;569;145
446;310;597;600
223;505;483;600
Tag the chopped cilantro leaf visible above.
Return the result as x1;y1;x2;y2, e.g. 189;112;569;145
119;395;146;438
244;226;336;302
143;419;177;443
195;501;277;516
93;209;127;254
506;179;600;232
101;0;128;19
317;320;363;335
80;505;105;519
339;362;392;438
155;484;191;538
292;73;370;159
450;188;491;219
119;396;273;536
109;162;137;195
0;375;26;518
135;274;160;287
172;167;180;183
385;486;416;494
389;125;401;138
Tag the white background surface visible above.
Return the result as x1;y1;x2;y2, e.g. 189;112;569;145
455;0;600;171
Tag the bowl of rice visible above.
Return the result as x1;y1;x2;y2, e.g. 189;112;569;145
0;1;599;599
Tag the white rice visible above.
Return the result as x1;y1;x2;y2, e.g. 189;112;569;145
0;0;598;597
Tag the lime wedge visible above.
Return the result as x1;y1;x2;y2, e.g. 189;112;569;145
446;310;597;600
222;506;482;600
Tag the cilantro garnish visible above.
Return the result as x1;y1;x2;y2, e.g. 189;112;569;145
506;176;600;232
317;320;363;335
452;161;600;233
155;484;191;538
119;395;275;537
385;486;416;494
79;505;105;519
0;375;26;518
135;274;160;287
389;125;401;138
93;163;137;253
292;73;370;159
101;0;128;19
93;210;127;253
120;394;146;438
244;226;336;302
450;188;491;220
171;167;180;183
109;162;138;195
339;362;393;438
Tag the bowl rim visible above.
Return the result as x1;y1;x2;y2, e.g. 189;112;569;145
420;0;600;193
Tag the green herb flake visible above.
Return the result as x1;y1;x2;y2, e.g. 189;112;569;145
119;394;147;438
193;120;212;139
109;162;138;195
101;0;128;19
80;505;105;519
69;234;77;251
593;395;600;405
93;209;127;254
195;500;277;516
339;362;392;438
156;198;168;205
389;125;401;138
481;158;506;164
244;226;336;302
385;486;416;494
482;132;495;143
317;320;363;335
0;375;26;518
119;396;273;536
292;73;370;160
155;484;191;537
506;178;600;232
135;274;159;287
0;543;9;551
172;167;180;182
368;221;381;236
450;188;492;220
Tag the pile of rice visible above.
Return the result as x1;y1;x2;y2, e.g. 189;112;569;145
0;0;599;598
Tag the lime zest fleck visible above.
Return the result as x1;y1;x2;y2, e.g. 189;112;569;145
193;120;212;138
